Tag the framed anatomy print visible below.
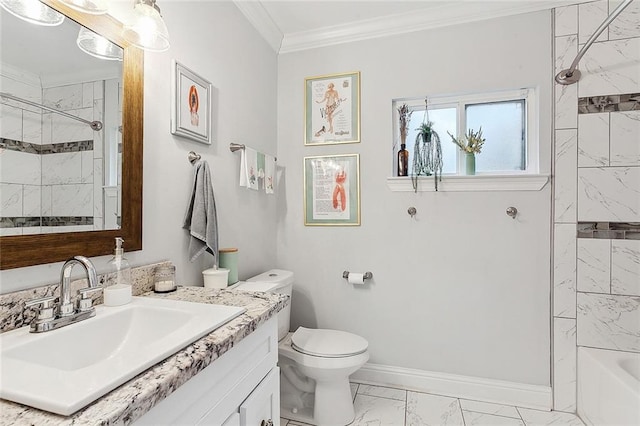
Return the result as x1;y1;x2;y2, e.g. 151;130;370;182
304;71;360;145
304;154;360;226
171;60;212;144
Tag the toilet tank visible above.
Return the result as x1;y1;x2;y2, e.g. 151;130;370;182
241;269;294;341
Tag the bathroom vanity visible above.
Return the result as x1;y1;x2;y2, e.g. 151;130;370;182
0;287;289;425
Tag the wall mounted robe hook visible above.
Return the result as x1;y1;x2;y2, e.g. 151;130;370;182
506;207;518;219
408;207;417;218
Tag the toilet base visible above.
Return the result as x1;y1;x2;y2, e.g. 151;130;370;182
314;378;355;425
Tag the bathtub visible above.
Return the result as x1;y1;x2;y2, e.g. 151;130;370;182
577;347;640;426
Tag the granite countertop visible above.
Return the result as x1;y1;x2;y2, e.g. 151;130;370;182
0;287;289;425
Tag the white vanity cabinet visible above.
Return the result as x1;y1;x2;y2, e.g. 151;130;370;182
136;317;280;426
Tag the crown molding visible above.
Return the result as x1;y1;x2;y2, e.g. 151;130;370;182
233;0;283;52
274;1;590;54
1;62;41;88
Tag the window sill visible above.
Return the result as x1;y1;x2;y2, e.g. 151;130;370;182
386;174;549;192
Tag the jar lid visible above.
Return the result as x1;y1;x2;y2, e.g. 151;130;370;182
219;248;238;253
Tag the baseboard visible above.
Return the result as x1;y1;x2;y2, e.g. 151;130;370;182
351;363;552;411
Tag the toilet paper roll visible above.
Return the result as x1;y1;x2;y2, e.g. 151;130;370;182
348;272;365;285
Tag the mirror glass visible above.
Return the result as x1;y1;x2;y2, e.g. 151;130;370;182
0;0;143;271
1;7;124;235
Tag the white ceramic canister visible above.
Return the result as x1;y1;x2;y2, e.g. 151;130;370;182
202;268;230;289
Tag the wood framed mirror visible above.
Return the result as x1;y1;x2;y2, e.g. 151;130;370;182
0;0;143;269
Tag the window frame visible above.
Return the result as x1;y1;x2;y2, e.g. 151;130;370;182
395;88;539;176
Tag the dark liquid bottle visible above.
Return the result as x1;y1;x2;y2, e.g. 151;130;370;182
398;144;409;176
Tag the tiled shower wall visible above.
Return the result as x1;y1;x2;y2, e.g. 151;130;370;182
0;75;112;235
552;0;640;413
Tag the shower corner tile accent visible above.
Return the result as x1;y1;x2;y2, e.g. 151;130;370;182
577;292;640;353
554;5;578;37
553;318;577;412
554;130;578;223
553;224;577;318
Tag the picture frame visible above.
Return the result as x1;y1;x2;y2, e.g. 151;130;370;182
304;71;360;145
171;60;212;145
304;154;360;226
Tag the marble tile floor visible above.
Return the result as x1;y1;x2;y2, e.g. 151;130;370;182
281;383;585;426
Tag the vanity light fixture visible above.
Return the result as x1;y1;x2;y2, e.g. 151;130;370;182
77;26;123;61
122;0;169;52
0;0;65;26
59;0;108;15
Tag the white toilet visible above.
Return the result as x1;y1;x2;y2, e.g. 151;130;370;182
234;269;369;426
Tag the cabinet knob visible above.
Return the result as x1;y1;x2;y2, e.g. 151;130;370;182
260;420;273;426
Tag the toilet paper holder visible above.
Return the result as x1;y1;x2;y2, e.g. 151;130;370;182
342;271;373;280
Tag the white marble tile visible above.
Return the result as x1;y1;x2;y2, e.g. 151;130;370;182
41;185;52;216
21;109;41;144
50;108;94;143
517;407;584;425
406;392;463;426
610;111;640;166
43;84;83;111
81;151;94;183
41;112;52;144
0;150;40;185
552;318;577;412
22;226;41;235
578;167;640;222
41;152;82;184
554;34;578;130
93;159;104;219
577;239;611;293
612;240;640;296
577;292;640;352
609;0;640;40
22;185;41;217
0;228;22;236
358;384;406;401
83;82;94;109
577;113;609;167
555;5;578;37
463;410;524;426
0;76;41;114
579;38;640;98
459;399;520;419
0;103;22;140
554;130;578;223
51;184;93;216
94;80;104;101
0;183;23;216
578;0;609;45
93;101;104;158
352;394;406;426
554;224;577;318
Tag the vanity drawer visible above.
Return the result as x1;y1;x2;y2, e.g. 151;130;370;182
135;317;278;425
239;367;280;426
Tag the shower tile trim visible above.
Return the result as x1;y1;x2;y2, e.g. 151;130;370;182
0;138;93;154
0;216;94;228
577;221;640;240
578;92;640;114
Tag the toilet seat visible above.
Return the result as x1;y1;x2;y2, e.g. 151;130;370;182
291;327;368;358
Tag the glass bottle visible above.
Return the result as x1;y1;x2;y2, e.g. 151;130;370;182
398;144;409;176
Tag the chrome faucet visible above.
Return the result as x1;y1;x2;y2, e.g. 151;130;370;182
25;256;102;333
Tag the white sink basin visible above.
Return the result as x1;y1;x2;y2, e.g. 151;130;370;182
0;296;245;415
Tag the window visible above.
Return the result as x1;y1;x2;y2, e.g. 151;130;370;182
394;88;538;177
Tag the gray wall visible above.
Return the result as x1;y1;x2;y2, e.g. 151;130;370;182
276;11;553;386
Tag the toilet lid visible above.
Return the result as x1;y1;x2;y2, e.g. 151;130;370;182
291;327;368;358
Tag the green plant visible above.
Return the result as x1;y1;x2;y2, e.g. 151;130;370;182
448;127;485;154
412;121;442;192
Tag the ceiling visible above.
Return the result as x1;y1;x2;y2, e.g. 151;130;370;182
233;0;591;53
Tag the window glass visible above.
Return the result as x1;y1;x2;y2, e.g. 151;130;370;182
406;107;457;175
466;100;525;172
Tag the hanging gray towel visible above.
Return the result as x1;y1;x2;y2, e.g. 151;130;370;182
183;160;219;262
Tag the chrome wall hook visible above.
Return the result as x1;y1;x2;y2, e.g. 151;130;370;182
408;207;417;217
506;206;518;219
